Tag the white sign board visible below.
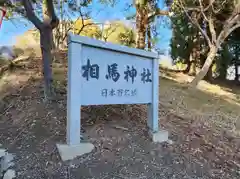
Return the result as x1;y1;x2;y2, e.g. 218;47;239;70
81;45;154;105
62;34;168;158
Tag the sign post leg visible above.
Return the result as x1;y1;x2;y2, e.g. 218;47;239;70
56;38;94;161
147;59;168;143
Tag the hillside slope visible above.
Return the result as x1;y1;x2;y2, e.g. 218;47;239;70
0;52;239;179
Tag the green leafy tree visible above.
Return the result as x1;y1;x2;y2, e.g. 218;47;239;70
101;21;136;47
216;43;232;80
228;28;240;81
170;12;201;75
74;19;101;39
171;0;211;76
118;27;136;47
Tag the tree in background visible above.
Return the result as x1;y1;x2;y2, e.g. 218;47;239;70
101;22;121;42
1;0;61;98
74;19;101;39
101;21;136;47
40;0;119;49
170;9;204;75
53;0;95;49
175;0;240;86
216;42;232;80
228;28;240;81
118;27;136;47
134;0;169;49
0;0;116;99
15;19;136;53
22;0;59;99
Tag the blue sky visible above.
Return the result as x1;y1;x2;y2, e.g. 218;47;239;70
0;0;172;52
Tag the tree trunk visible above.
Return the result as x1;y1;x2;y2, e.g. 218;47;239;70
22;0;58;100
183;57;191;74
40;0;59;99
147;25;151;51
136;6;147;49
189;59;196;76
235;56;239;82
205;63;213;82
40;26;54;98
59;0;64;49
184;52;196;75
235;63;238;81
136;20;146;49
218;43;230;80
190;46;217;86
218;60;228;80
189;51;197;76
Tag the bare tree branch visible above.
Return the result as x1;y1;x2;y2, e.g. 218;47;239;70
76;8;93;35
77;22;95;35
45;0;59;28
62;26;73;42
155;8;169;16
217;14;240;46
102;23;120;41
22;0;43;30
178;0;212;47
184;0;215;12
204;0;216;11
211;0;227;14
177;0;240;85
208;17;217;43
227;12;240;25
199;0;209;21
61;6;95;42
228;23;240;35
148;8;169;21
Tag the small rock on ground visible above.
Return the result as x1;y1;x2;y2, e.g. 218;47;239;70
3;169;16;179
0;149;6;157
